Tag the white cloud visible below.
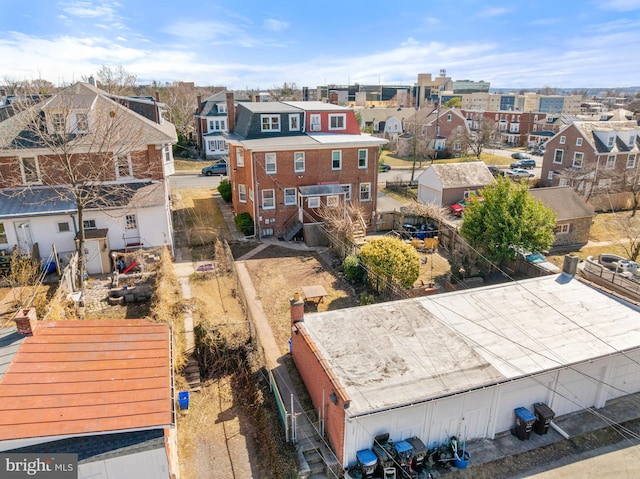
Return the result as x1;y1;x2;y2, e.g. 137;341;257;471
59;1;120;19
263;19;289;32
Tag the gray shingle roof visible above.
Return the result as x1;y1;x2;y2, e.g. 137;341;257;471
430;161;495;188
529;186;595;220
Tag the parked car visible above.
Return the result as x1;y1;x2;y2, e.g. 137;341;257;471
487;165;505;177
379;163;391;172
510;159;536;169
531;146;545;156
450;196;483;217
511;152;532;160
505;168;535;178
524;252;560;273
201;162;228;176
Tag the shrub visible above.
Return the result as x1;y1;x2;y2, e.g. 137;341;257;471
234;213;255;236
218;179;232;202
343;254;365;284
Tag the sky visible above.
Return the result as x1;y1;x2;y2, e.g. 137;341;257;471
2;0;640;90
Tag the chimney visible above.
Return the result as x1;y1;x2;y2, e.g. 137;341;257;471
88;75;96;87
196;95;202;114
155;91;160;102
290;292;304;325
14;307;38;335
255;94;261;103
226;92;235;133
563;254;579;276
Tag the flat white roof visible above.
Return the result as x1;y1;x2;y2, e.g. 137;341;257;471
301;274;640;416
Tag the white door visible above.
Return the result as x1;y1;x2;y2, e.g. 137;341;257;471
15;222;33;254
84;239;103;274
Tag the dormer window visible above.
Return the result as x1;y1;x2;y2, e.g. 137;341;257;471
51;113;65;134
115;154;133;179
629;135;636;147
20;157;41;184
329;114;346;130
261;114;280;132
289;114;300;131
608;136;615;147
74;112;88;133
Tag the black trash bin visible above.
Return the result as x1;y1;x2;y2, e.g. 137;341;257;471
513;407;536;440
533;402;555;435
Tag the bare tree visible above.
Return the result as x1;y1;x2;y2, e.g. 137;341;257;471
90;65;138;95
155;81;196;143
268;82;301;101
463;117;499;159
0;83;149;289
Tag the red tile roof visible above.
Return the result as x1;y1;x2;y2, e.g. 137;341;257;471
0;320;172;442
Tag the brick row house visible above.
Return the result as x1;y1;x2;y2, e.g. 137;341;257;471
461;109;548;147
224;95;387;245
0;81;177;274
540;117;640;211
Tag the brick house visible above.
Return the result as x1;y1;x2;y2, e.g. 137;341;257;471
539;118;640;211
398;107;469;158
0;81;177;272
530;186;595;248
224;95;387;245
461;109;548;147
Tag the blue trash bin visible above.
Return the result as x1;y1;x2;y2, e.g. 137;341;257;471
178;391;189;410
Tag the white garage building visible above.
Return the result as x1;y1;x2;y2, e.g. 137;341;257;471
291;262;640;468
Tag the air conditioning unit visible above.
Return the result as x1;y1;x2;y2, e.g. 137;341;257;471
311;123;321;131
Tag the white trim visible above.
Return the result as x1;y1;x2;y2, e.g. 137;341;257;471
260;114;281;132
308;196;320;208
19;156;41;185
359;182;371;202
332;150;342;170
289;114;300;131
294;152;305;173
329;113;346;130
358;149;368;169
262;189;275;209
238;184;247;203
265;153;277;174
284;187;296;205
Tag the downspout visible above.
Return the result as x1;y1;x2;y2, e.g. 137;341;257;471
252;153;261;241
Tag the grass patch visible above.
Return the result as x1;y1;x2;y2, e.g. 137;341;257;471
175;159;206;171
177;188;232;244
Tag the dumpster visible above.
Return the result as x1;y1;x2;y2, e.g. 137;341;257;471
513;407;536;440
178;391;190;410
533;402;555;435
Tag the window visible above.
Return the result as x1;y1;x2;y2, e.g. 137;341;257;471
629;135;636;147
289;114;300;131
20;157;40;184
75;112;88;133
219;104;226;113
51;113;65;133
327;195;339;207
332;150;342;170
329;114;346;130
608;136;615;147
557;224;570;234
207;139;226;151
261;114;280;132
83;219;97;229
262;189;275;209
341;184;351;200
554;150;564;164
115;154;132;178
221;120;226;130
125;214;137;230
360;183;371;202
294;152;305;172
310;114;321;131
236;148;244;167
627;154;637;168
238;184;247;203
560;136;566;144
163;144;172;163
559;177;568;186
606;155;616;169
358;149;368;169
0;223;6;243
576;138;582;146
453;142;462;150
308;197;320;208
446;114;452;122
573;152;583;168
265;153;277;174
457;125;462;134
57;222;70;233
284;188;296;205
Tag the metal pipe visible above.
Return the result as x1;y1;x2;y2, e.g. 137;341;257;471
550;420;570;439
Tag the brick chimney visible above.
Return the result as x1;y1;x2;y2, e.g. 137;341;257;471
290;292;304;325
155;91;160;102
196;95;202;114
226;92;235;133
14;307;38;335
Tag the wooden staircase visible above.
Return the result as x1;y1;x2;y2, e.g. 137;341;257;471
184;354;201;392
352;214;367;246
